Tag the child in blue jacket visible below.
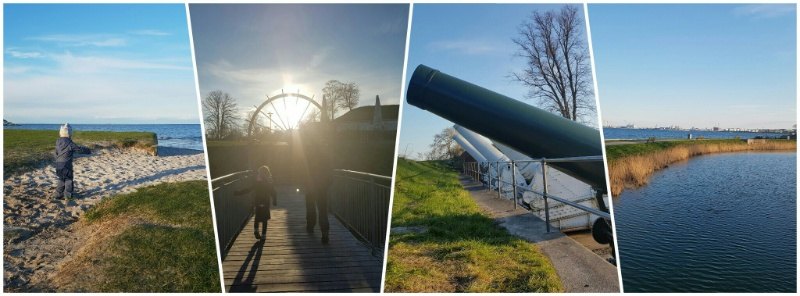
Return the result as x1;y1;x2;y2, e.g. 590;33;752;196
54;123;91;199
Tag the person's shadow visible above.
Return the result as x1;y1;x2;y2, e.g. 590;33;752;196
229;226;267;292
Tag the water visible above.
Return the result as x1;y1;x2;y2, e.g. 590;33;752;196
604;128;787;140
5;124;204;151
614;152;796;292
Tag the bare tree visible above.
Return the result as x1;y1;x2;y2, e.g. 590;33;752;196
322;80;343;120
426;127;463;160
337;82;360;112
512;5;594;122
202;90;240;140
322;80;361;120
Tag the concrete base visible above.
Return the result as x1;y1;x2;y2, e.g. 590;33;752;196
460;176;620;293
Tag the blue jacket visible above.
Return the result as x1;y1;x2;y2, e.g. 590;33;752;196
55;137;90;163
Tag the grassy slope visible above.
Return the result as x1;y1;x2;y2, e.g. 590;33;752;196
3;129;157;175
384;159;562;292
57;180;220;292
606;139;796;196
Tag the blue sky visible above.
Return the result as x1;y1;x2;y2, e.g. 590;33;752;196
190;4;409;123
399;4;594;160
4;4;198;124
591;4;796;129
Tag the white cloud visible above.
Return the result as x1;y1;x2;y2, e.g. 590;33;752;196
130;29;171;36
733;4;795;19
428;39;497;55
53;52;192;73
29;34;127;47
4;70;198;123
6;48;43;59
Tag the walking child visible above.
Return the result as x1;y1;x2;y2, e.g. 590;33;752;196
236;165;277;240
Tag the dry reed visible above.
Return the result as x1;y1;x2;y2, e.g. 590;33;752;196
608;140;796;196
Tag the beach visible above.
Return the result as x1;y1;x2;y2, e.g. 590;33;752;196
3;146;207;291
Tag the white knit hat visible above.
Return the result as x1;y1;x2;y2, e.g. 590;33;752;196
59;123;72;138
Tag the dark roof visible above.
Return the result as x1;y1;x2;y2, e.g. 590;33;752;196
334;105;399;123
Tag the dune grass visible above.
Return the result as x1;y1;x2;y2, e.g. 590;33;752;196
3;129;157;175
607;139;796;196
384;158;563;293
56;180;220;292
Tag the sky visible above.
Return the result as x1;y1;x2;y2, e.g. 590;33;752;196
4;4;199;124
591;4;797;130
190;4;409;126
399;4;595;160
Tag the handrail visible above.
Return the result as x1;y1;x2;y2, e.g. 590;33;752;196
212;170;252;190
211;169;254;258
462;155;609;232
329;169;391;257
333;169;393;182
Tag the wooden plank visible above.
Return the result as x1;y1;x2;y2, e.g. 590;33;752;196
224;265;381;279
224;260;382;276
229;278;379;293
221;191;384;293
224;250;380;261
226;271;382;286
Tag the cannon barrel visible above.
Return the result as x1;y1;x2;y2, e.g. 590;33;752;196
407;64;606;191
452;133;488;163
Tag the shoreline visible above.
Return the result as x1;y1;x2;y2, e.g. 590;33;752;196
606;139;796;196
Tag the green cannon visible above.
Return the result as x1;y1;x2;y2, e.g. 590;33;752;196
407;64;607;194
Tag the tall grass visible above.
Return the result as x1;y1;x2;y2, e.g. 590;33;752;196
608;139;796;196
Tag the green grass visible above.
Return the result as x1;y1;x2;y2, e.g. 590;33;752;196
384;158;563;292
3;129;157;175
69;180;220;292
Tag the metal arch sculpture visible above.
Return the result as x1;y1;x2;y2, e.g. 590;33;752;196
247;91;324;137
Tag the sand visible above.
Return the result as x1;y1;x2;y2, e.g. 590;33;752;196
3;147;208;291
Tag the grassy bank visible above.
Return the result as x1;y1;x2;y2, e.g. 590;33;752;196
607;139;796;196
384;159;562;292
4;129;157;175
53;180;220;292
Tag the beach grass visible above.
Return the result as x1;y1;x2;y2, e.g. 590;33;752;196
384;158;563;293
607;139;796;196
3;129;157;175
56;180;220;292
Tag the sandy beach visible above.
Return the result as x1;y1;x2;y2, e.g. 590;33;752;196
3;147;207;291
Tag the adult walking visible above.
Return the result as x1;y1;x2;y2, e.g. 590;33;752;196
302;127;333;244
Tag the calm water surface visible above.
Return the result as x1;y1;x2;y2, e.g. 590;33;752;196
614;152;796;292
5;124;203;151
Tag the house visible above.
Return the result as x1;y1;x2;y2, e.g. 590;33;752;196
333;95;399;132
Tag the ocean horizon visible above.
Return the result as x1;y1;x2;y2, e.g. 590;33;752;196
5;123;204;151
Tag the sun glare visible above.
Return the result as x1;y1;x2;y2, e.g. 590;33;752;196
256;86;318;131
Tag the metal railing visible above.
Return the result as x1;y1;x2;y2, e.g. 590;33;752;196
329;169;392;257
211;170;253;258
463;156;610;233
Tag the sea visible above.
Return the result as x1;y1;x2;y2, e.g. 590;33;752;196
603;128;788;140
4;124;204;151
614;152;796;292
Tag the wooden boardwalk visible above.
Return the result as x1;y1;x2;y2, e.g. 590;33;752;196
222;188;383;292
